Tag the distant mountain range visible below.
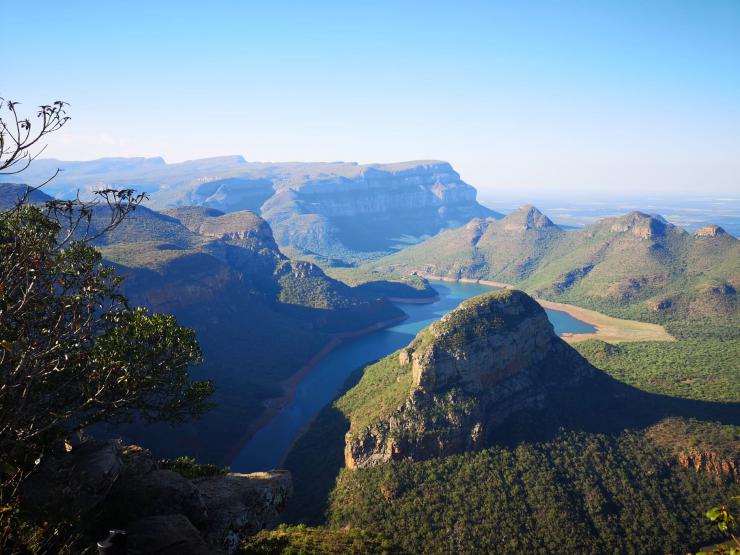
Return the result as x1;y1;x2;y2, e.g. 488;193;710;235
342;205;739;326
17;156;499;264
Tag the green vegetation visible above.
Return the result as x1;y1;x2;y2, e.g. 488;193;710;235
159;456;229;479
281;280;739;553
700;496;740;554
425;289;532;347
574;339;740;403
329;430;738;554
339;207;739;327
336;353;413;433
32;189;415;464
239;523;399;554
334;290;537;434
353;276;436;300
99;240;201;269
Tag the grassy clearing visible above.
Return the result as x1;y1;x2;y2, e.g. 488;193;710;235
335;353;413;433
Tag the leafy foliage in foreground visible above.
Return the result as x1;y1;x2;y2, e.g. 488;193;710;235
0;197;212;551
701;497;740;554
239;524;400;554
329;430;738;555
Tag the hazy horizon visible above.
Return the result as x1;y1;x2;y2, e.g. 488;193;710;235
5;1;740;197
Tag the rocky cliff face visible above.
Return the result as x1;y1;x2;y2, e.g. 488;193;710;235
694;224;727;238
274;162;480;216
260;161;499;262
645;418;740;484
676;449;739;482
21;440;292;554
344;290;594;469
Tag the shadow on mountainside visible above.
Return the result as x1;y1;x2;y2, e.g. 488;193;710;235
492;365;740;447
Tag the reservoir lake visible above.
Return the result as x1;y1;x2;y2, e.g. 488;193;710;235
232;280;595;472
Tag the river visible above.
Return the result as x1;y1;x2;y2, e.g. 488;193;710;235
231;280;595;472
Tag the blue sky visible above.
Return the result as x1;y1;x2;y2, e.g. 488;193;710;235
4;1;740;196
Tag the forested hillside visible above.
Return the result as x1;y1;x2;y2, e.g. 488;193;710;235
339;206;739;329
280;290;739;554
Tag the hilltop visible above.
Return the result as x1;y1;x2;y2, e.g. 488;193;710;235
340;290;594;468
520;211;739;324
337;205;563;284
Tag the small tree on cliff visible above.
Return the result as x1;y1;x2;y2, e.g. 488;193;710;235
0;98;214;549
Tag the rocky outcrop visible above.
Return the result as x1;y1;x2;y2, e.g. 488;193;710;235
607;212;677;239
647;298;673;311
195;471;292;553
126;514;213;555
20;440;124;516
694;224;727;237
676;449;739;482
22;440;291;555
500;205;557;232
645;418;740;484
344;290;594;469
164;207;279;249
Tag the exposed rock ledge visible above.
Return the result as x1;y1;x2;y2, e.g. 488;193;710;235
21;440;291;554
694;224;727;237
345;290;594;469
676;448;739;483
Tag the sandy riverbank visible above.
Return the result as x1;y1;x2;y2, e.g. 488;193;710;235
419;274;674;344
534;298;675;343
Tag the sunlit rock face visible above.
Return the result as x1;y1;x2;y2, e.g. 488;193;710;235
345;290;594;469
260;161;499;261
694;224;727;238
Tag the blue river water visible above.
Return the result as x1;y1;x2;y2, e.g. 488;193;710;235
231;280;595;472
